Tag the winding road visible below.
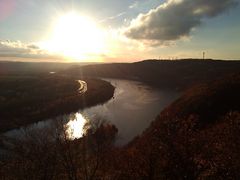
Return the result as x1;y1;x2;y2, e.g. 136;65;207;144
78;80;87;93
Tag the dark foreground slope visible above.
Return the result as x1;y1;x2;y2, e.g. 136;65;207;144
0;76;114;132
122;73;240;179
65;59;240;90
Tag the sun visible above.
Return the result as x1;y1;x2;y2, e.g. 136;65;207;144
42;12;105;61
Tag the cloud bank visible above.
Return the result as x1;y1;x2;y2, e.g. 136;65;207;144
124;0;238;46
0;40;63;61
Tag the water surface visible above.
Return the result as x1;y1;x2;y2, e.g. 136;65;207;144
6;79;179;145
66;79;179;145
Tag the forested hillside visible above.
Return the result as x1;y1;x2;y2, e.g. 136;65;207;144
66;59;240;90
0;76;114;132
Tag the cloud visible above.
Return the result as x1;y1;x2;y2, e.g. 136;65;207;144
0;40;63;61
99;12;126;23
124;0;238;46
129;1;139;9
27;44;40;49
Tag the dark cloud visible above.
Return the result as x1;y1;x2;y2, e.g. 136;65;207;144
124;0;238;46
27;44;40;49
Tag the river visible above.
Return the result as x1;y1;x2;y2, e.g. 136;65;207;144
5;79;179;145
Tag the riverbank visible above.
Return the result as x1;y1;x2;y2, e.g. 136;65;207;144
0;76;115;132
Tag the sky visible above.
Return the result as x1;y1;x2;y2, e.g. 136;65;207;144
0;0;239;62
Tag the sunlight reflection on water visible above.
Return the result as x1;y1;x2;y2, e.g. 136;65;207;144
65;113;87;139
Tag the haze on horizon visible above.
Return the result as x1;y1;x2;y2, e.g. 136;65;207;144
0;0;239;63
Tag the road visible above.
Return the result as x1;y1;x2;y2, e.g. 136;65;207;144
78;80;87;93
